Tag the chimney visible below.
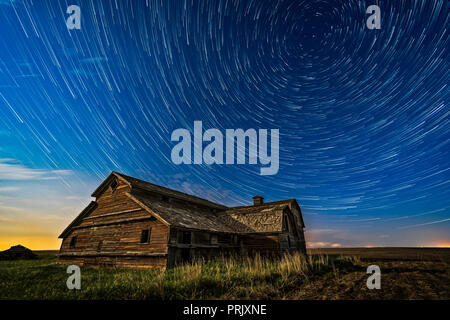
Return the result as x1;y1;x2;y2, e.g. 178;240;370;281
253;195;264;205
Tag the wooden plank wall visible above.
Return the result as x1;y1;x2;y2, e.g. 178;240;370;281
58;256;168;269
59;218;169;254
59;178;169;268
287;205;307;253
86;181;140;218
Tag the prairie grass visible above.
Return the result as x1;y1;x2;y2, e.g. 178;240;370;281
2;250;449;299
0;253;346;300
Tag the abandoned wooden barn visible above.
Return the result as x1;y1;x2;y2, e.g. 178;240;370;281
58;172;307;268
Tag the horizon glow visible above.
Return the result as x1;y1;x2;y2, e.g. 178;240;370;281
0;0;448;250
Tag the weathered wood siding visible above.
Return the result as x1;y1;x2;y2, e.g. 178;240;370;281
278;208;307;254
287;204;307;254
58;256;168;269
59;218;169;254
59;179;169;269
85;181;140;218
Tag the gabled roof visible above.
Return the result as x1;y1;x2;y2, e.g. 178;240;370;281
58;201;97;238
227;199;305;228
92;172;227;210
130;189;290;233
130;190;237;233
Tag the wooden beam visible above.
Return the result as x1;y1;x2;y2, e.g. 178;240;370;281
82;208;143;220
59;251;168;257
72;216;155;229
168;244;240;249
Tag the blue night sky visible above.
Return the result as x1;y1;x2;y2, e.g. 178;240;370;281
0;0;448;249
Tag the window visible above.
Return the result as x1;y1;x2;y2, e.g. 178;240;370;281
140;229;151;243
70;236;77;248
179;231;191;244
110;179;118;191
161;196;169;202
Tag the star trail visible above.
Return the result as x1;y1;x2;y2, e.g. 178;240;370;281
0;0;448;249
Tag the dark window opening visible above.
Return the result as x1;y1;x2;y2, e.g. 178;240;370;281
287;236;291;248
180;231;191;244
70;236;77;248
140;229;151;243
161;196;169;202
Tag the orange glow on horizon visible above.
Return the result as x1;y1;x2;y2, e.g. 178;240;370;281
0;237;62;251
0;215;68;251
432;243;450;248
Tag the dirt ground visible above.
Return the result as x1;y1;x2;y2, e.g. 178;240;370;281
294;248;450;299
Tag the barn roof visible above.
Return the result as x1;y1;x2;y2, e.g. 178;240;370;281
130;191;238;233
222;203;288;233
60;172;304;237
58;201;97;238
130;189;289;234
92;172;227;210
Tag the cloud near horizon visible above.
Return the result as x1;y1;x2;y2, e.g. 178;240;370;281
0;159;72;181
307;242;342;248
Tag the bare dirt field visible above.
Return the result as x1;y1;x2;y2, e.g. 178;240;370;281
308;247;450;261
300;247;450;299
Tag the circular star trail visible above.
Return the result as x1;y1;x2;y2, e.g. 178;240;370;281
0;0;448;246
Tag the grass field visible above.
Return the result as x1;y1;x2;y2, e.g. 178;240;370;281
0;248;449;300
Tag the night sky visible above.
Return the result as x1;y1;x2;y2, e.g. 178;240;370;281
0;0;449;249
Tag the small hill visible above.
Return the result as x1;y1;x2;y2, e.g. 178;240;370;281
0;245;37;260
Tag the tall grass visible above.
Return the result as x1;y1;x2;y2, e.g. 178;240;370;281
0;253;357;300
140;252;336;299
